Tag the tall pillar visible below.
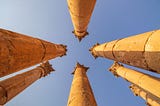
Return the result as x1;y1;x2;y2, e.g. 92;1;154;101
90;30;160;74
67;0;96;41
109;62;160;98
130;84;160;106
67;63;97;106
0;61;54;105
0;28;67;77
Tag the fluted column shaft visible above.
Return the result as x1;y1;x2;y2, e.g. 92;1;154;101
90;30;160;73
109;62;160;98
67;0;96;41
0;61;54;105
67;63;97;106
0;28;67;77
130;84;160;106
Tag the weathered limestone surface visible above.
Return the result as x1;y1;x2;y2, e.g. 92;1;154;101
0;61;54;105
130;84;160;106
67;0;96;41
67;63;97;106
109;62;160;98
90;30;160;73
0;28;67;77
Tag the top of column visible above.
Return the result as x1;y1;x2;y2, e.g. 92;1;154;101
90;30;160;74
67;0;96;42
109;61;124;77
38;61;55;77
0;28;67;77
89;43;100;59
72;30;89;42
72;62;89;75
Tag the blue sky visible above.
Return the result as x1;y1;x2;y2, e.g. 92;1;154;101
0;0;160;106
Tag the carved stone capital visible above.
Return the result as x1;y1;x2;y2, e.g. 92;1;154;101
72;30;89;42
89;43;99;59
129;84;139;96
39;61;55;77
59;44;67;57
72;62;89;75
109;61;123;77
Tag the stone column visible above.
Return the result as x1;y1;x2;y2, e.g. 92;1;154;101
67;0;96;41
130;84;160;106
67;63;97;106
0;28;67;77
0;61;54;105
109;62;160;98
90;30;160;74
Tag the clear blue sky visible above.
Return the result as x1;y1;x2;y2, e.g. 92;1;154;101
0;0;160;106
